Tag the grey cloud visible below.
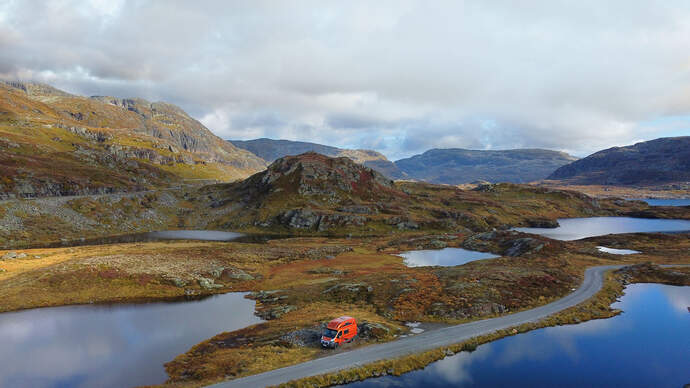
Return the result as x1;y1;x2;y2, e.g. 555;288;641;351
1;0;689;159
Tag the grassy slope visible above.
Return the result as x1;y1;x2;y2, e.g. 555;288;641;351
0;83;265;197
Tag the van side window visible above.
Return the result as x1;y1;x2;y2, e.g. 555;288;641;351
344;322;351;326
344;329;349;334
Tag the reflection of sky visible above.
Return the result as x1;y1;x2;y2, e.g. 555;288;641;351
345;284;690;388
661;286;690;314
596;246;639;255
514;217;690;240
399;248;499;267
148;230;244;241
0;292;263;388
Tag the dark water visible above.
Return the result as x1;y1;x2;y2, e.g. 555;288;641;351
11;230;285;249
0;292;263;388
343;283;690;388
400;248;500;267
637;198;690;207
514;217;690;240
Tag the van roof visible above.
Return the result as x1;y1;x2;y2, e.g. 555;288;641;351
328;316;355;326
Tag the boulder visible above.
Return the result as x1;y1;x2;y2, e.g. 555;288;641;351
358;321;392;340
525;218;560;228
278;208;320;229
1;252;26;260
221;268;255;281
280;324;325;347
428;240;447;249
258;304;296;320
198;277;224;289
504;238;544;257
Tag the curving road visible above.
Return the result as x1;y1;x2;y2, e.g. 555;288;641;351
211;265;633;388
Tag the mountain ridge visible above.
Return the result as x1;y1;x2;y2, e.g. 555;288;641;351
395;147;577;184
547;136;690;185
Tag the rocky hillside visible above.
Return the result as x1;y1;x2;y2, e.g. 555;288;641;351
0;81;266;198
395;148;578;184
192;153;643;235
229;138;406;179
547;137;690;186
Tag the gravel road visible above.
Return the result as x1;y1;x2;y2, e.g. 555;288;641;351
213;265;625;388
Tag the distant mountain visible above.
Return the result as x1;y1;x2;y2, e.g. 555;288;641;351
0;81;266;198
229;138;407;179
395;148;577;184
547;137;690;185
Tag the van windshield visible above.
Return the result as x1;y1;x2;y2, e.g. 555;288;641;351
323;329;338;338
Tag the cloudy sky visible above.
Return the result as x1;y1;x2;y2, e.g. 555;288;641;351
1;0;689;160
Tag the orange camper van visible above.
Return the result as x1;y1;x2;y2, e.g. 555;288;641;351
320;316;357;348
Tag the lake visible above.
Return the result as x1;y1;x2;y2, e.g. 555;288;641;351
514;217;690;240
636;198;690;207
400;248;500;267
0;292;263;388
343;283;690;388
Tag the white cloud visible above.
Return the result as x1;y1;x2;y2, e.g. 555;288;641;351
1;0;689;159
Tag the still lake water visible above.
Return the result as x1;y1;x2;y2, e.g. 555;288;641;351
514;217;690;240
400;248;500;267
343;283;690;388
0;292;263;388
16;230;255;249
637;198;690;207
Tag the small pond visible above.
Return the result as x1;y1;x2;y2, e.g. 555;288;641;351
343;283;690;388
514;217;690;240
0;292;263;388
635;198;690;207
9;230;284;250
596;246;640;255
399;248;500;267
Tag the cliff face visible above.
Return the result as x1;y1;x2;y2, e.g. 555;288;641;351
548;137;690;185
0;81;266;198
89;96;265;169
395;148;577;184
229;138;407;179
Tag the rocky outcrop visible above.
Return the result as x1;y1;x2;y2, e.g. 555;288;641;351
1;251;26;260
616;262;690;286
503;238;544;257
322;282;373;303
275;209;368;231
245;152;397;196
280;325;325;347
463;231;552;257
357;321;394;340
548;136;690;185
525;218;560;228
